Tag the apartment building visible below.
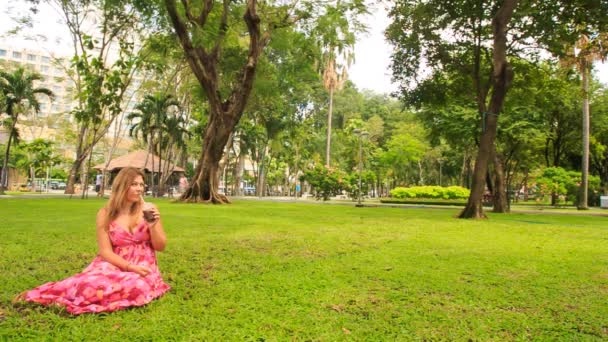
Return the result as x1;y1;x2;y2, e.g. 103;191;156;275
0;45;138;157
0;46;73;142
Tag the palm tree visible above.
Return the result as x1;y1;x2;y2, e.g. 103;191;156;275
562;33;607;209
0;67;53;194
159;114;189;191
127;93;179;196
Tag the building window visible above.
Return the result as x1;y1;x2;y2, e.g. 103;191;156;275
41;65;49;72
12;51;22;59
27;54;36;61
41;56;50;63
0;49;6;57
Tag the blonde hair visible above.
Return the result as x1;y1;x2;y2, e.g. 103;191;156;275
102;167;145;230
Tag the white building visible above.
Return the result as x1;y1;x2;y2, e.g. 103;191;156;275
0;44;139;157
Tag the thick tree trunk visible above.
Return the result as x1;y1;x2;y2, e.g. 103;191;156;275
578;61;590;210
460;116;498;218
65;152;89;195
492;151;509;213
166;0;266;203
485;170;494;195
180;116;234;203
65;124;88;194
459;0;517;218
218;133;233;195
257;145;270;197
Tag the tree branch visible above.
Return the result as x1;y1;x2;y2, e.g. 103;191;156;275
211;0;230;60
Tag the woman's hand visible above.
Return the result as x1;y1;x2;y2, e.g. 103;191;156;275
129;264;152;277
143;203;160;225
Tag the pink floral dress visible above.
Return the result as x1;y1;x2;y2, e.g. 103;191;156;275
22;221;170;315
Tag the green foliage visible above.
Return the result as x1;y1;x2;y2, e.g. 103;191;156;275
13;139;61;178
0;67;54;191
50;168;68;181
344;170;376;200
390;186;470;200
378;122;428;183
534;167;600;204
301;165;348;201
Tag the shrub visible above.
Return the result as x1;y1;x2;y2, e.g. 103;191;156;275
345;171;376;200
390;185;470;200
534;167;600;205
301;165;348;201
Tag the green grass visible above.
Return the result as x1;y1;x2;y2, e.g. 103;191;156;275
1;198;607;340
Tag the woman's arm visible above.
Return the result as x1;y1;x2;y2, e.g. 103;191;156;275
147;204;167;251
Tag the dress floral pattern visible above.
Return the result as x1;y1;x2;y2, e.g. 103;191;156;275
22;221;170;314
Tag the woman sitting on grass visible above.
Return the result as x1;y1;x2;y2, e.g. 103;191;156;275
15;167;170;314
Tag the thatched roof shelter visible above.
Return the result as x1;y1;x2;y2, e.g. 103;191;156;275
93;150;185;173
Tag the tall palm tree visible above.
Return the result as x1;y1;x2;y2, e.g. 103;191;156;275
322;53;350;167
127;93;179;196
562;33;607;209
0;67;53;194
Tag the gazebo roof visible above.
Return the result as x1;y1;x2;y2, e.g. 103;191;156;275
94;150;185;173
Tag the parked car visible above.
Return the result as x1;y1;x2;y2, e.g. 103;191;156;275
244;187;256;195
50;181;67;190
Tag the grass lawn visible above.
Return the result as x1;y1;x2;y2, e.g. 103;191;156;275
1;198;607;340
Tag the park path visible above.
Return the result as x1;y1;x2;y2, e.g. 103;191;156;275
2;192;606;216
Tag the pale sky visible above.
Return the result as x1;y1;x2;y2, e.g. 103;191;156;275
350;4;608;94
1;2;606;95
349;5;398;95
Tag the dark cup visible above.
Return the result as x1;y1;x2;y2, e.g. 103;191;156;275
143;209;155;222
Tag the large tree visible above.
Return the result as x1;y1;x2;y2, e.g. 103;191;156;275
387;0;608;217
387;0;519;217
164;0;366;203
164;0;282;203
563;34;607;209
51;0;144;195
458;0;517;218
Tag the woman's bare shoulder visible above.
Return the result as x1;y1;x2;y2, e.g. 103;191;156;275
96;207;109;223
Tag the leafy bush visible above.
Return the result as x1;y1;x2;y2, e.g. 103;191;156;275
301;165;348;201
390;185;470;200
345;171;376;200
534;167;600;205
